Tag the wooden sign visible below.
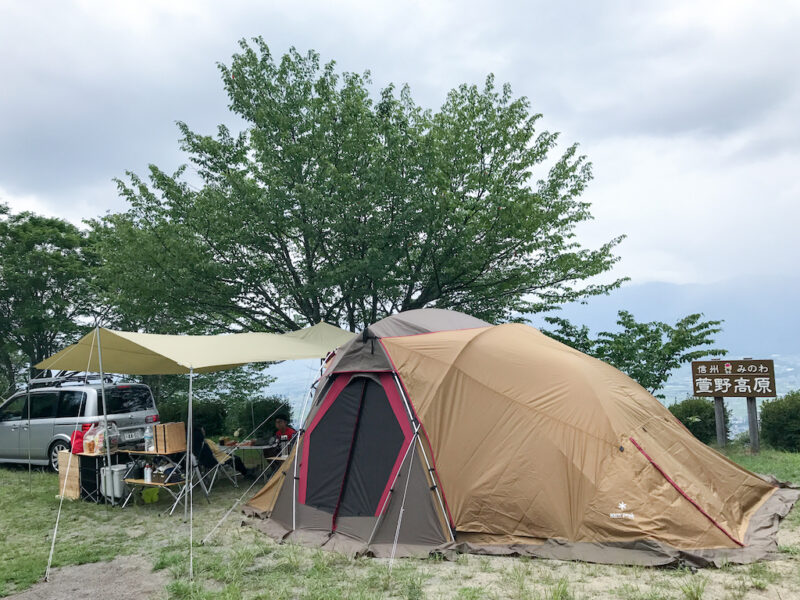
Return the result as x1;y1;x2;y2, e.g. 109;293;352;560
691;359;776;398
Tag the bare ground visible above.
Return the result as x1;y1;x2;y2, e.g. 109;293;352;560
7;556;168;600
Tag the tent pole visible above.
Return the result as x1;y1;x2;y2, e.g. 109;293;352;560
290;359;324;532
366;429;419;547
96;327;115;506
392;373;454;542
292;383;316;531
388;436;416;574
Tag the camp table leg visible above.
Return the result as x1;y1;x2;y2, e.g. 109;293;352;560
121;487;135;509
165;486;186;516
169;486;186;515
193;465;211;503
118;459;137;508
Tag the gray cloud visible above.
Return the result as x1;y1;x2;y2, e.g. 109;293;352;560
1;0;798;285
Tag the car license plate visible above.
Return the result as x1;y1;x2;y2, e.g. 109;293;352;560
124;430;139;441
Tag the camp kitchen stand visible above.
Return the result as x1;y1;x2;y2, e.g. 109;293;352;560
122;448;209;514
76;451;125;504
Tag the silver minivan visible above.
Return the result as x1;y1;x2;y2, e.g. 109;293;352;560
0;381;159;471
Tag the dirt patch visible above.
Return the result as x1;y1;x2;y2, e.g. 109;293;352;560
7;556;167;600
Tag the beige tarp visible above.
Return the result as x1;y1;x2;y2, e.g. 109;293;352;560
36;322;355;375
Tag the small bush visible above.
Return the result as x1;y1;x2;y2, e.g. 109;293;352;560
668;397;729;444
225;397;292;438
761;390;800;451
154;395;291;438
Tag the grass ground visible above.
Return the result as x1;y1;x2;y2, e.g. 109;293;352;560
1;448;800;600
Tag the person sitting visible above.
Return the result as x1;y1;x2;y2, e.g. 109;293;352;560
274;414;297;441
264;414;297;458
193;425;249;477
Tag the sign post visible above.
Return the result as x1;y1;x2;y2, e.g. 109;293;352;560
746;396;760;453
691;359;776;453
713;396;726;448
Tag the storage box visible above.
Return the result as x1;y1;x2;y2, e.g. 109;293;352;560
155;422;186;453
57;450;80;499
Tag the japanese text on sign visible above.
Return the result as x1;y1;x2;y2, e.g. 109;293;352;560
691;360;776;397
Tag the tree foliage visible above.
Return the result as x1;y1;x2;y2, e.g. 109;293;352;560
543;311;726;396
92;38;625;333
0;204;92;388
668;396;729;445
760;391;800;451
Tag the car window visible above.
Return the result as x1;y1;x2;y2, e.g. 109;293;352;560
58;391;86;418
97;386;155;415
0;396;26;421
27;391;59;419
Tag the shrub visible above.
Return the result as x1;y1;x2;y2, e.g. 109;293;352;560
154;395;291;438
668;397;729;444
154;396;228;436
761;390;800;451
224;396;292;438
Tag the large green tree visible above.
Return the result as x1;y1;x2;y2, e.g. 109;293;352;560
92;39;625;333
542;311;726;397
0;204;92;388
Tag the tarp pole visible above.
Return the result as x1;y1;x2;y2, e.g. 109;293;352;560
96;327;115;506
27;365;31;493
187;367;194;581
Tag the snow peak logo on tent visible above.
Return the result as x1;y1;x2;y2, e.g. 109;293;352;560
610;501;634;520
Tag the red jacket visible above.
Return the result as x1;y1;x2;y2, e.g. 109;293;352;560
275;426;297;440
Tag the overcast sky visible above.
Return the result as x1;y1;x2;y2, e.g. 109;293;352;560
2;0;798;288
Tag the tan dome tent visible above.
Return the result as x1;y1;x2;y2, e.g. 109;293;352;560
245;309;798;566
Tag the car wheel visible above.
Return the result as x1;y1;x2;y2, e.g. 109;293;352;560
49;440;71;472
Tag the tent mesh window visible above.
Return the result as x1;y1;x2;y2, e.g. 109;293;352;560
305;377;405;517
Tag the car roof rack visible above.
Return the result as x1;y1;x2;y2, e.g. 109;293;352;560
28;371;115;390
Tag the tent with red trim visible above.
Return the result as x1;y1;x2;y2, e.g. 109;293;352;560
244;309;798;566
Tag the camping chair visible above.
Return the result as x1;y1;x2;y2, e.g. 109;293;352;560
198;439;240;492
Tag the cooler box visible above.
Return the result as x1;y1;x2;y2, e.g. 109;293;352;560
100;464;128;499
